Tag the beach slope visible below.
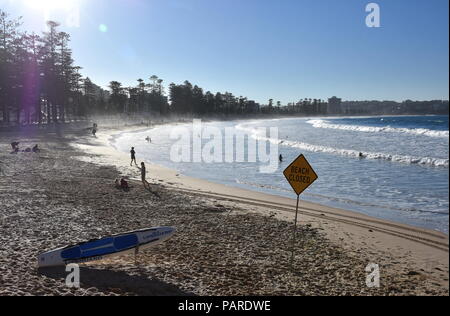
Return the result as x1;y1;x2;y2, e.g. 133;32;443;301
0;127;448;296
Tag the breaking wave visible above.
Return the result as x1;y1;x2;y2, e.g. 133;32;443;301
236;124;449;168
279;140;449;168
307;119;449;138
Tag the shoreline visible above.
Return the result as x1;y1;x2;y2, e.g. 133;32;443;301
76;126;449;282
0;125;448;296
99;123;449;235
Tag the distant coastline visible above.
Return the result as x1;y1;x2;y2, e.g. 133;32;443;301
1;112;448;134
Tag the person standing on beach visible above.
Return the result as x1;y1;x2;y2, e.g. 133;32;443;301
139;162;149;188
130;147;137;166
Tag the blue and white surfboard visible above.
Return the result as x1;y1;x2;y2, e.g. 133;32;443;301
38;227;175;268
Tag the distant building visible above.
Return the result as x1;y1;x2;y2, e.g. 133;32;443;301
328;96;342;114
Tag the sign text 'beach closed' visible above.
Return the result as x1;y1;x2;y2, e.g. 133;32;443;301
283;154;318;196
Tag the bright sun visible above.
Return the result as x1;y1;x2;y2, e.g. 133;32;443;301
24;0;77;11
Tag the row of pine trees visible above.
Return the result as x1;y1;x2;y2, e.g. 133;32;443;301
0;11;80;125
0;10;267;127
0;10;330;127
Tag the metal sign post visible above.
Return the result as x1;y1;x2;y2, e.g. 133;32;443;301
283;154;318;269
291;194;300;266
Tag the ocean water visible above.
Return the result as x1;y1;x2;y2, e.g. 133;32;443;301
112;115;449;234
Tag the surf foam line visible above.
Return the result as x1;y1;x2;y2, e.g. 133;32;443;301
236;124;449;168
307;119;449;138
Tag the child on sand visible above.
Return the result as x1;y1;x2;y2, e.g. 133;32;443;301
120;178;129;191
115;178;130;191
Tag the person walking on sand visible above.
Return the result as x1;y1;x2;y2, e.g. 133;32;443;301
138;162;149;188
130;147;137;166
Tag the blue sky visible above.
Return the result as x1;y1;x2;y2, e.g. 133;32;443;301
1;0;449;103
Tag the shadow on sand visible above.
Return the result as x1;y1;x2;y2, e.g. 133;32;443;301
38;266;194;296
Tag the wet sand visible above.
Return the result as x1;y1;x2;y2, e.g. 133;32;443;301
0;125;448;296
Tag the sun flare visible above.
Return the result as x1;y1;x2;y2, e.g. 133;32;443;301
23;0;77;11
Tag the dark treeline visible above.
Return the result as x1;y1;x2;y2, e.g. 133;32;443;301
0;11;83;126
0;11;448;127
0;10;268;126
169;81;261;115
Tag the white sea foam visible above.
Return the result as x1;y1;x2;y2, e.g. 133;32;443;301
236;124;449;168
307;119;449;138
280;140;449;167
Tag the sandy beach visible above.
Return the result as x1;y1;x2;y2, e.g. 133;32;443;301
0;124;448;296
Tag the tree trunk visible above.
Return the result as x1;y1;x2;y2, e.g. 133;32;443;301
60;101;65;123
2;102;9;125
47;100;51;125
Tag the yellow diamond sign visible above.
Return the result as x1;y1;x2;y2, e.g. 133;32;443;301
283;154;318;196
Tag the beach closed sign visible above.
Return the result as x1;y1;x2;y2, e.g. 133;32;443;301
283;154;318;196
